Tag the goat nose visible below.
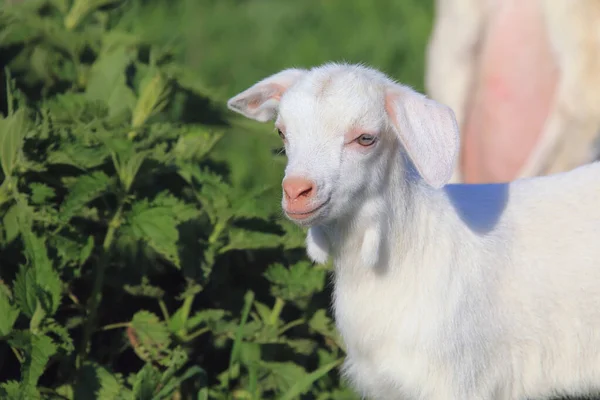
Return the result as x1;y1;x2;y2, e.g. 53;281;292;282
283;177;315;201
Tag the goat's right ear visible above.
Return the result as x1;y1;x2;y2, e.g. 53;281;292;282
227;68;307;122
385;85;460;189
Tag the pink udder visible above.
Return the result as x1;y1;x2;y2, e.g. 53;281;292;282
462;0;559;183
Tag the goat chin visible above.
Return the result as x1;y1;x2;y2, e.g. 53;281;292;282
228;62;600;400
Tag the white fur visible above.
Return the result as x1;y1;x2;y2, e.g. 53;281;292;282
228;63;600;400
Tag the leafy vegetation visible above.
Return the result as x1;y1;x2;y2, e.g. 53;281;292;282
0;0;433;398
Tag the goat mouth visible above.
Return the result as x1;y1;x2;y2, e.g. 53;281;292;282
284;199;330;221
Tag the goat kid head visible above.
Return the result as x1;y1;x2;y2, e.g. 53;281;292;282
228;63;459;230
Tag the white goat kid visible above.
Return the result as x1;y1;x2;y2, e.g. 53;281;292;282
227;63;600;400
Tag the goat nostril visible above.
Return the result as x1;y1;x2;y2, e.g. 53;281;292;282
283;178;316;201
299;186;313;198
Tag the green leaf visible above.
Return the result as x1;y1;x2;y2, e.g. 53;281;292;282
130;310;171;364
0;288;20;337
64;0;126;31
153;365;206;400
228;291;254;375
279;220;308;250
132;363;161;400
152;192;201;223
13;265;38;318
220;228;283;253
42;319;74;355
279;359;343;400
52;234;92;269
285;338;317;356
264;262;326;302
308;310;343;350
123;277;165;299
79;235;95;266
3;203;21;244
173;127;224;162
260;361;308;394
112;149;149;191
85;41;137;120
183;309;228;333
59;171;112;223
55;384;74;399
125;198;184;267
47;143;110;170
21;231;62;316
131;69;171;129
29;183;55;205
74;362;125;400
0;380;40;400
0;381;21;400
12;220;62;319
9;331;57;390
43;92;109;125
0;109;30;177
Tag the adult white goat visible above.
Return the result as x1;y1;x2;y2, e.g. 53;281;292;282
227;63;600;400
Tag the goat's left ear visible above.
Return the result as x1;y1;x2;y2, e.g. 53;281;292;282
385;86;460;188
227;68;307;122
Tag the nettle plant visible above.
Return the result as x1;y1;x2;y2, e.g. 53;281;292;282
0;1;354;399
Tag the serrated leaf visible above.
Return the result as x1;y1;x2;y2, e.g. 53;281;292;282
131;69;171;129
264;262;326;302
42;319;74;355
132;363;161;400
85;42;136;119
9;331;57;390
113;149;149;191
173;127;224;162
0;381;21;399
260;361;308;393
0;288;20;337
285;338;317;356
153;365;205;400
0;108;30;176
55;384;74;399
125;199;182;267
230;184;279;221
43;92;109;124
29;183;55;204
52;235;84;268
252;301;273;325
220;228;283;253
21;231;62;316
51;234;93;270
278;220;308;250
129;310;171;364
123;277;165;299
279;359;343;400
3;203;21;244
0;380;40;400
74;362;125;400
13;265;38;318
308;310;343;350
79;235;95;266
47;143;109;170
59;171;112;223
152;192;200;223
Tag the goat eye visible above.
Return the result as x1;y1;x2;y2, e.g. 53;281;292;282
277;128;286;140
357;134;376;146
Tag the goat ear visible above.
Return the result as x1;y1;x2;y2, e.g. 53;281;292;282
227;68;307;122
384;86;460;188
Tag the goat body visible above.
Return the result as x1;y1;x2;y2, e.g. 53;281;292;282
228;63;600;400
